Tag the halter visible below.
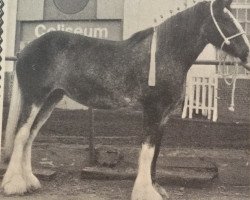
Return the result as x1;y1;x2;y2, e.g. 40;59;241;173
211;0;248;112
210;0;247;50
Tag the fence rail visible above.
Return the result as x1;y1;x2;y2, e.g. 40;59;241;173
182;76;218;122
4;57;245;65
5;56;18;61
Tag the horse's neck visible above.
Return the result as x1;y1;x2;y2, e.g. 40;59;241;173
157;3;208;71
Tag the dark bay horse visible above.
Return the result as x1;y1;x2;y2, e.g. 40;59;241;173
2;0;250;199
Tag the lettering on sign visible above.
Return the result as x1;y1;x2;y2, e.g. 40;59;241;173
35;24;108;39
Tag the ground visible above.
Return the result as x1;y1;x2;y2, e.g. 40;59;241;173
1;109;249;199
0;143;249;200
0;173;249;200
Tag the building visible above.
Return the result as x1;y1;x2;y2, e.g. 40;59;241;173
2;0;250;122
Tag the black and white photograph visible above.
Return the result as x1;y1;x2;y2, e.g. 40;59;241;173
0;0;249;199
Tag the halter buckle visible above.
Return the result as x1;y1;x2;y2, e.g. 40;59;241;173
225;39;230;45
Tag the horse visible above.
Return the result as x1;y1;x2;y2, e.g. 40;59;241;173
2;0;250;199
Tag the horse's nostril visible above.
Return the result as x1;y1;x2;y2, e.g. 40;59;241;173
240;53;248;63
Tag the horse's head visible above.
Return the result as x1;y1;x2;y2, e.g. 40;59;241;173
201;0;250;70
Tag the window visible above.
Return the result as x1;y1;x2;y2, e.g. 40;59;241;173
232;0;250;41
217;0;250;77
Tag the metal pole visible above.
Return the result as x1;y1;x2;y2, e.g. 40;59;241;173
193;60;237;65
88;107;95;166
0;0;8;161
5;56;18;61
4;57;242;65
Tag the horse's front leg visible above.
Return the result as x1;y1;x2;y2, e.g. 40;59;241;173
131;106;169;200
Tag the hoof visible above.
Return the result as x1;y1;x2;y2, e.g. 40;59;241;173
25;173;41;191
2;174;27;195
154;183;170;199
131;182;163;200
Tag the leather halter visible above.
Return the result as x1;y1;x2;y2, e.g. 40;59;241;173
210;0;247;50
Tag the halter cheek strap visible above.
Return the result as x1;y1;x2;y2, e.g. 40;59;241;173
210;1;247;50
224;7;250;49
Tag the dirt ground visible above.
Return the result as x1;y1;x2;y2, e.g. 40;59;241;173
0;172;249;200
1;142;249;200
1;109;249;199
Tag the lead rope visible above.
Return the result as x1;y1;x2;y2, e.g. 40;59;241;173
218;53;238;112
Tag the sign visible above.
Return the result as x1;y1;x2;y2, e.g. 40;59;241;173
20;20;122;50
53;0;90;14
34;24;108;38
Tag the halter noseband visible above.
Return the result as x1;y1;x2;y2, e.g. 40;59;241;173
210;0;246;50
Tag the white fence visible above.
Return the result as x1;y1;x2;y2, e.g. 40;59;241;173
182;75;218;122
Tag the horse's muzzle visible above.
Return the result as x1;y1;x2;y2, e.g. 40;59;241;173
239;50;250;71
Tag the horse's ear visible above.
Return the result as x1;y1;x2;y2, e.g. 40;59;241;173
213;0;233;11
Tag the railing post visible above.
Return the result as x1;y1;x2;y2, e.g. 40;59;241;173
188;77;194;119
201;77;207;116
88;107;95;166
207;77;213;120
213;76;218;122
195;77;200;114
0;2;7;161
182;74;219;122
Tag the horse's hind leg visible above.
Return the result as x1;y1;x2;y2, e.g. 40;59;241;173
23;90;64;191
2;103;41;195
2;90;64;195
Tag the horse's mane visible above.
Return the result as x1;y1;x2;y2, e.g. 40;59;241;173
127;1;209;48
127;27;154;45
159;1;209;44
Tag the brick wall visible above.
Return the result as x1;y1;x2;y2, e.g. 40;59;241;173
218;78;250;123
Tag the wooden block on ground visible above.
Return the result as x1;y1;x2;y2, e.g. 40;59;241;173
166;157;217;172
81;166;216;186
33;169;57;181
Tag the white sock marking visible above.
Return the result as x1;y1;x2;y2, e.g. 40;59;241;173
131;143;163;200
137;143;155;184
2;105;40;194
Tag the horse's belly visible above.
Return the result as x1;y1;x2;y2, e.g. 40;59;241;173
64;76;142;110
86;95;141;110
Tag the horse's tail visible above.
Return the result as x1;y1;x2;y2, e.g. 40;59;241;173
4;70;22;162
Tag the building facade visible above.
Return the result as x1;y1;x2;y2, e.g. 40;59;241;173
3;0;250;122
